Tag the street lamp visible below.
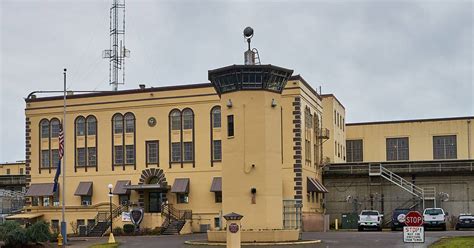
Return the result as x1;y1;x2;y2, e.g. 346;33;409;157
107;183;115;244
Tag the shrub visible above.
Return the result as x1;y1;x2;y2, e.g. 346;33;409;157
26;221;52;243
0;221;22;241
4;228;28;247
50;232;59;243
123;224;135;235
113;226;123;236
150;227;161;235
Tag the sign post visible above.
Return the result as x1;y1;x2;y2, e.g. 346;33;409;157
403;211;424;244
224;212;243;248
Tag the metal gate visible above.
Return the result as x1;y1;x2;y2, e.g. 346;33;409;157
283;199;302;231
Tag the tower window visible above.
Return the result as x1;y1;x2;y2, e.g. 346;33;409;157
227;115;234;137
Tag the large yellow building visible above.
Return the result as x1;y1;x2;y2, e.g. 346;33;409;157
345;117;473;162
23;65;330;236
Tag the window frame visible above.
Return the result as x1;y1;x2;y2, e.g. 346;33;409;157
227;115;234;137
386;137;409;161
41;150;50;168
87;147;97;166
86;116;97;136
113;114;124;134
114;145;124;165
75;116;86;136
40;119;50;139
212;140;222;161
177;193;189;204
346;139;363;162
433;135;457;159
146;140;159;166
76;147;86;167
171;142;182;162
182;109;194;130
211;106;221;128
124;113;135;133
170;110;182;131
125;144;135;164
183;142;194;162
50;119;60;138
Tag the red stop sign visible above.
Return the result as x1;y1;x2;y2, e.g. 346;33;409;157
405;211;423;226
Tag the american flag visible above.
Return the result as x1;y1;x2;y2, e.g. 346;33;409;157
53;123;64;192
58;124;64;159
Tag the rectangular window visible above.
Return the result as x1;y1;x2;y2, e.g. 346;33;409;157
433;135;457;159
227;115;234;137
76;122;85;136
183;142;193;161
171;116;181;130
119;195;130;206
87;219;95;228
215;191;222;203
125;119;134;133
77;148;86;166
334;110;336;125
87;123;96;136
386;137;409;161
32;197;39;206
213;140;222;161
77;219;85;226
213;112;221;128
146;141;159;164
214;217;221;229
346;140;363;162
81;196;92;206
177;193;189;204
334;141;337;156
87;147;97;166
51;149;59;167
183;115;193;130
125;145;135;164
41;125;49;138
20;168;23;175
51;124;60;138
6;169;10;175
114;145;124;165
43;197;50;207
41;150;50;168
171;142;181;162
114;120;123;134
51;220;59;233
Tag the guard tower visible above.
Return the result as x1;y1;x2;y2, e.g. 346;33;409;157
208;27;293;230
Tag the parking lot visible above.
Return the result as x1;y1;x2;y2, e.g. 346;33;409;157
69;230;474;248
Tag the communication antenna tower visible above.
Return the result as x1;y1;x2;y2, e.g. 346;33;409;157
102;0;130;91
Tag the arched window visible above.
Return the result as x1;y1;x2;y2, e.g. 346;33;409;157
124;113;135;133
148;176;160;184
182;109;194;130
75;116;86;136
86;116;97;136
113;114;123;134
50;119;60;138
211;106;221;128
170;110;181;130
40;119;50;138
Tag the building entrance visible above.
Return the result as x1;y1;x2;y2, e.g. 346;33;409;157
148;192;163;213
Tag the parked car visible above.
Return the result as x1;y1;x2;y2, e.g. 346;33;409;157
391;208;410;231
358;210;382;231
455;214;474;230
423;208;447;231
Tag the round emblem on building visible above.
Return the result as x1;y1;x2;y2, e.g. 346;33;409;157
228;223;239;233
148;117;157;127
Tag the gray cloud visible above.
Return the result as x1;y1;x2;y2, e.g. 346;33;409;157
1;0;472;162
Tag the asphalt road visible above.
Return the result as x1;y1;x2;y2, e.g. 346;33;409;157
69;230;474;248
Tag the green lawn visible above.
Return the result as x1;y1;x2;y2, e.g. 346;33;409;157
429;236;474;248
89;242;119;248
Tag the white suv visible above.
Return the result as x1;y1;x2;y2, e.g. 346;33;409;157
423;208;447;230
358;210;382;231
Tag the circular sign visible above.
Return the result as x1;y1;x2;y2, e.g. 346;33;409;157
228;223;239;233
405;211;423;226
148;117;157;127
397;213;406;223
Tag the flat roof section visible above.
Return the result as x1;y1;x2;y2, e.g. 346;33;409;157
347;116;473;126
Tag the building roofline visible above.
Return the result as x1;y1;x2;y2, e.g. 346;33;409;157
320;93;345;109
25;83;214;103
346;116;474;126
288;75;322;100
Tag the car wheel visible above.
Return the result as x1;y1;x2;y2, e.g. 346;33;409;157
442;224;447;231
358;226;363;232
455;226;459;231
391;227;396;231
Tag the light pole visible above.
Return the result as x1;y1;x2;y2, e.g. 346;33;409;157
107;183;115;244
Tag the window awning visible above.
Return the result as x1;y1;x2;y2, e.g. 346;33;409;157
210;177;222;192
113;180;131;195
74;182;93;196
307;177;329;193
171;178;190;193
25;183;55;197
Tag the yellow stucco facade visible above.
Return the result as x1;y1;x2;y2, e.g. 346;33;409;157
345;117;474;162
23;71;328;234
0;162;26;176
321;94;346;164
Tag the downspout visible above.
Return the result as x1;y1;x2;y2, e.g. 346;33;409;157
468;120;471;159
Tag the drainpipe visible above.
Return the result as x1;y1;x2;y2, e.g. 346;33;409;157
468;120;471;159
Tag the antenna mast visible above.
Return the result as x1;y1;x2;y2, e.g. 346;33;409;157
103;0;130;91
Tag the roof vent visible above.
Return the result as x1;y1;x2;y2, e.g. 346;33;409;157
139;84;146;90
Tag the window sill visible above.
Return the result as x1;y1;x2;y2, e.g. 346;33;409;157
227;136;234;139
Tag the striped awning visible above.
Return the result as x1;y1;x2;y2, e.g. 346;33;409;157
307;177;328;193
25;183;55;197
210;177;222;192
113;180;131;195
74;182;93;196
171;178;190;193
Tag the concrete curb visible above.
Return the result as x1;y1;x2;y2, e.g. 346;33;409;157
184;239;321;246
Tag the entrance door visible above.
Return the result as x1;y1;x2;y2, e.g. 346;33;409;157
149;192;162;213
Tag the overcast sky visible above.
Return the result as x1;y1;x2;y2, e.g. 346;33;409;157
0;0;472;162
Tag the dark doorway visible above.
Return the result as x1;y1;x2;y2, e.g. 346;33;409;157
149;192;163;213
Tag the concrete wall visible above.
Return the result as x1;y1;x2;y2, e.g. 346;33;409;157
324;174;474;227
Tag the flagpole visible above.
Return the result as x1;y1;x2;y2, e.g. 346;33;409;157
61;68;67;244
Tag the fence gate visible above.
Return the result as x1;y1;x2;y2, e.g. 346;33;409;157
283;199;302;238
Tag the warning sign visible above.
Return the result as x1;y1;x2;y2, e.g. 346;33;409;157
403;226;425;243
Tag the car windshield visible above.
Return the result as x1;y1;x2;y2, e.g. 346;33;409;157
362;211;379;216
459;215;474;220
425;209;443;215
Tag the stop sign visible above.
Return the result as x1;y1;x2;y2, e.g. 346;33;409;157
405;211;423;226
